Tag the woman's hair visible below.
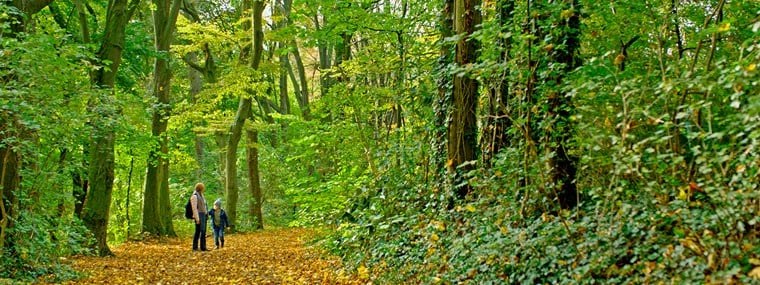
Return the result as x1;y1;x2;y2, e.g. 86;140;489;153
195;182;205;192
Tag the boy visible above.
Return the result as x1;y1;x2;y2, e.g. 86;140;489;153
208;198;230;249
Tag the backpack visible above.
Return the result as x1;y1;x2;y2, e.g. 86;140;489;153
184;193;196;219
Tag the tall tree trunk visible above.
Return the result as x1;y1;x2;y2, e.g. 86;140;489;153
187;51;205;181
447;0;481;199
82;0;141;257
246;128;263;230
541;0;581;210
225;97;251;231
226;0;264;230
432;0;453;186
143;0;181;237
126;149;134;237
275;0;292;115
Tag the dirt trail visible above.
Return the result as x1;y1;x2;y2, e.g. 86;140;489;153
58;228;361;284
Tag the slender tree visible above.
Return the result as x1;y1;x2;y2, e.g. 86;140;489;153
246;126;263;230
142;0;182;236
226;0;265;230
81;0;141;256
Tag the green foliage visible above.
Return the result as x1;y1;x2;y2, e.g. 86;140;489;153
326;1;760;284
0;29;99;280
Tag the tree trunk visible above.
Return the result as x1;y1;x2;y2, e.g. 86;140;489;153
432;0;454;186
225;97;251;231
72;167;88;218
275;0;292;115
279;50;290;115
544;0;581;210
246;129;263;230
290;41;311;120
82;110;117;256
447;0;481;199
0;137;20;253
226;0;264;230
126;150;134;237
316;14;333;97
187;51;205;181
216;132;227;190
82;0;141;257
143;0;181;237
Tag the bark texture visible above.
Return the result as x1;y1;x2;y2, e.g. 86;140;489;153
447;0;481;199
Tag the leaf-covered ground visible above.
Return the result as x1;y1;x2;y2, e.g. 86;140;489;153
55;228;362;284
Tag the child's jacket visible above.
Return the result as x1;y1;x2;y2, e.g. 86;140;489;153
208;208;230;230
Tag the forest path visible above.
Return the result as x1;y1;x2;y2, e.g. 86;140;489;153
59;228;361;284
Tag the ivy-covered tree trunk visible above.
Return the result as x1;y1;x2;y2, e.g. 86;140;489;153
432;0;453;185
0;135;20;253
82;0;140;257
143;0;181;237
539;0;581;210
447;0;481;199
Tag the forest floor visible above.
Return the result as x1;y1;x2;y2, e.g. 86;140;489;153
52;228;363;284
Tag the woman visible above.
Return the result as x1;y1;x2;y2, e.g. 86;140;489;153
190;182;209;251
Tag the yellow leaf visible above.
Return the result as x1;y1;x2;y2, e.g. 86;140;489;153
678;187;689;201
749;266;760;279
465;205;476;212
717;22;730;32
750;258;760;266
746;64;756;72
358;264;369;279
435;221;446;231
431;233;440;241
